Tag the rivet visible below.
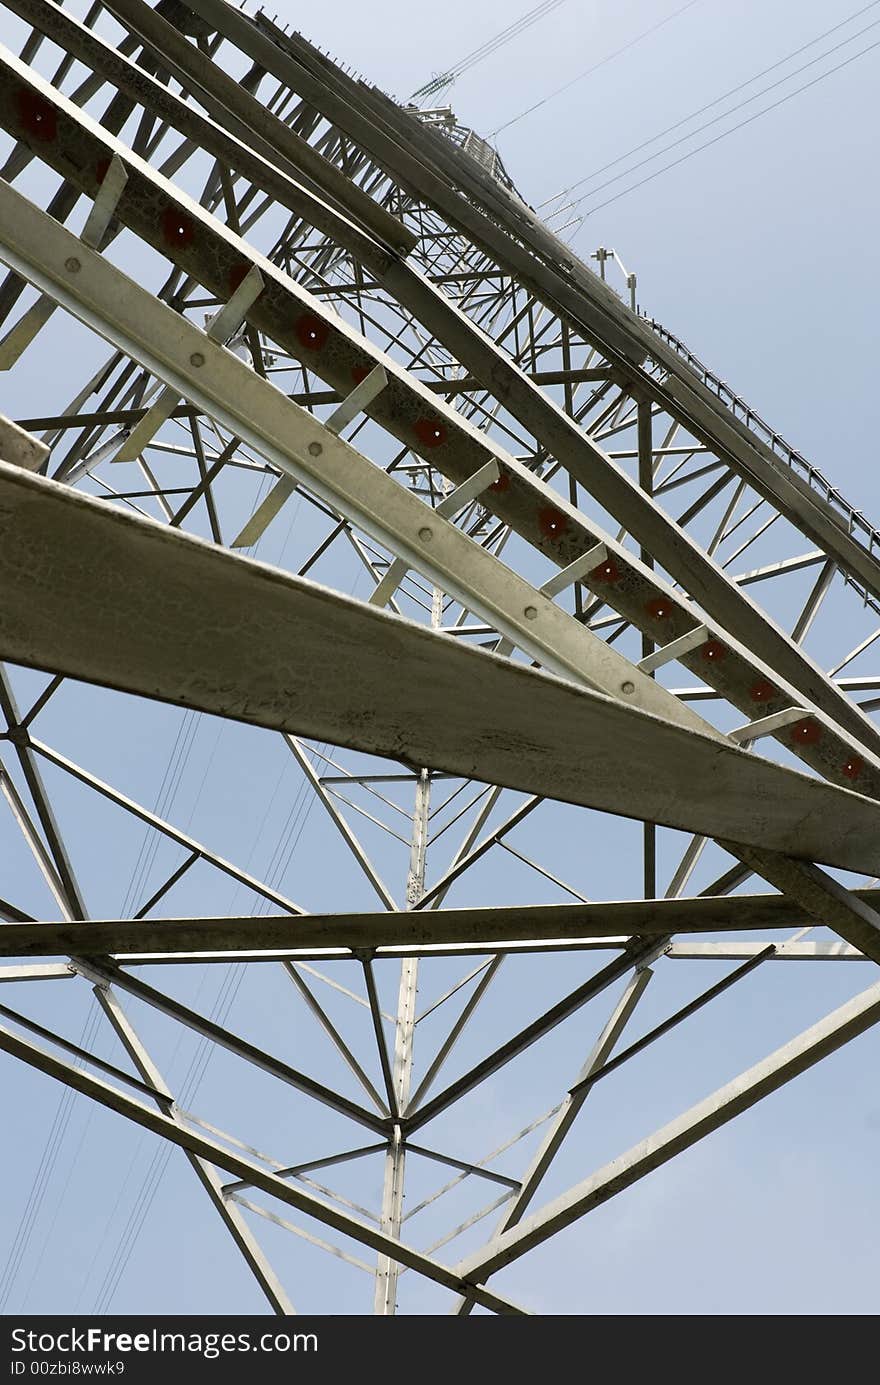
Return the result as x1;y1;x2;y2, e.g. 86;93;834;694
419;526;433;542
524;605;538;620
64;256;81;273
621;680;635;694
308;441;322;457
189;351;205;367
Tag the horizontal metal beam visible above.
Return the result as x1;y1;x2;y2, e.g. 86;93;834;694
6;891;880;959
667;942;866;960
4;466;880;871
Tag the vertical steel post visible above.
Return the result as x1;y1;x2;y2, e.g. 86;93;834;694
374;589;439;1313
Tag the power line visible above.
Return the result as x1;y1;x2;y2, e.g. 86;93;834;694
492;0;703;137
549;0;880;200
410;0;571;103
564;5;880;213
572;29;880;221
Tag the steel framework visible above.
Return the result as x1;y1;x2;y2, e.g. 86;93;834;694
1;0;880;1315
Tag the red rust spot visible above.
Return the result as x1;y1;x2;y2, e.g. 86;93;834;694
351;364;371;385
645;596;672;620
161;207;195;249
790;718;822;746
749;679;776;703
16;88;56;142
842;755;863;780
413;416;447;448
295;313;330;351
590;557;620;584
489;469;511;493
700;640;727;663
537;506;569;541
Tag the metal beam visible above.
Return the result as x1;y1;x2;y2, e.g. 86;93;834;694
2;37;875;795
5;891;880;959
0;175;716;737
0;1016;527;1314
4;469;880;870
454;976;880;1281
175;0;880;759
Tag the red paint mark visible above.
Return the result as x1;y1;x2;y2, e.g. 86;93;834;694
351;364;371;385
645;596;672;620
295;313;329;351
537;506;569;541
790;718;822;746
489;469;511;493
16;88;56;142
161;207;195;249
590;557;620;584
95;156;112;185
842;756;863;780
749;679;776;704
700;640;727;663
413;416;447;448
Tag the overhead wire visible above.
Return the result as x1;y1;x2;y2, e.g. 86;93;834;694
0;1008;103;1312
492;0;703;137
410;0;571;102
570;25;880;220
546;0;880;201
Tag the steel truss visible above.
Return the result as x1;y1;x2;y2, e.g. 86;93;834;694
1;0;880;1315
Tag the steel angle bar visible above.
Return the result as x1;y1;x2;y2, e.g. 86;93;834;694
284;736;397;911
41;0;414;258
3;889;862;958
227;1197;375;1276
301;21;880;610
453;976;880;1283
0;182;716;737
91;983;296;1315
176;4;880;756
721;849;880;967
5;473;880;870
668;942;866;960
1;40;873;792
0;411;47;471
0;669;86;920
452;968;653;1314
15;733;304;916
0;1019;528;1314
500;969;653;1230
0;759;70;916
0;964;73;981
73;958;389;1135
115;266;264;464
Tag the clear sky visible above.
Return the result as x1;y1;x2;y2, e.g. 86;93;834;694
2;0;880;1317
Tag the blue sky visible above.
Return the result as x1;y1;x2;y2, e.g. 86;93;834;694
1;0;880;1316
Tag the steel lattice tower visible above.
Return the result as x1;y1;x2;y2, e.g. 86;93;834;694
2;0;880;1316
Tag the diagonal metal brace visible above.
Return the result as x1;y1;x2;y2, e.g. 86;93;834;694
232;362;388;549
116;266;264;464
